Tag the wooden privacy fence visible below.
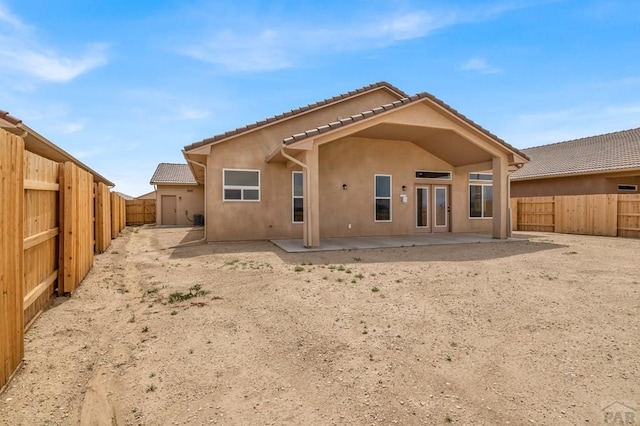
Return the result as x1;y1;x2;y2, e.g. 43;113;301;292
0;131;24;391
126;199;156;225
111;192;126;238
1;128;125;392
512;194;640;238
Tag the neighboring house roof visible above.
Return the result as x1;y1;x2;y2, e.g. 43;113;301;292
136;190;156;199
150;163;197;185
0;109;115;186
183;81;408;152
281;92;527;160
114;191;134;200
512;127;640;180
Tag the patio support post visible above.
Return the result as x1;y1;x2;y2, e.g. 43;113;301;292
492;155;508;239
302;145;320;247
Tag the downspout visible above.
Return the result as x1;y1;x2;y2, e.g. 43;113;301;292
280;146;313;247
185;158;207;244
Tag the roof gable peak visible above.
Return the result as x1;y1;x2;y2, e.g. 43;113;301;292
184;81;407;152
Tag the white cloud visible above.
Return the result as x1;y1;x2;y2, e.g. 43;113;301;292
0;4;108;83
461;57;502;74
177;2;541;72
501;103;640;148
60;120;85;134
177;105;210;120
70;145;105;159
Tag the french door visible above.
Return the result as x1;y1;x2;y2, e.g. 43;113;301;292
415;185;450;232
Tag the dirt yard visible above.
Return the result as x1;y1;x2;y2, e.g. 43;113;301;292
1;227;639;425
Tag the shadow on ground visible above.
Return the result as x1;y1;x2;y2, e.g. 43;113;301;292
169;237;567;264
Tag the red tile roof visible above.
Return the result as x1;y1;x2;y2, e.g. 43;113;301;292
512;128;640;180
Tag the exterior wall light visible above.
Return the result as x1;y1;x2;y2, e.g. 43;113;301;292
402;185;407;192
342;184;348;190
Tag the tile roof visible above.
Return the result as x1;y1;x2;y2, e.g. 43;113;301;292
183;81;408;151
511;127;640;180
150;163;197;185
282;92;526;159
0;109;22;126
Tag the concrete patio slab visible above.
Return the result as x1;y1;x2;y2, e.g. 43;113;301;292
270;233;525;253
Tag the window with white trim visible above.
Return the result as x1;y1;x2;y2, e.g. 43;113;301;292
375;174;392;222
469;173;492;218
292;171;304;223
223;169;260;201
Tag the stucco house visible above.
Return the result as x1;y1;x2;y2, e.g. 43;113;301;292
511;128;640;197
136;190;156;200
183;82;528;247
150;163;204;226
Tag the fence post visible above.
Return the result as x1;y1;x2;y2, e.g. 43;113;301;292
0;130;25;391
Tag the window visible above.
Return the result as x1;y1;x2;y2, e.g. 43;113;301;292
469;172;492;218
375;174;392;222
469;173;493;181
415;170;452;180
618;184;638;192
223;169;260;201
292;171;304;223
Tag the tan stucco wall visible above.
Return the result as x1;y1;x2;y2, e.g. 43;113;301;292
204;135;493;241
317;137;492;236
137;191;156;200
201;89;507;241
156;184;204;226
511;173;640;197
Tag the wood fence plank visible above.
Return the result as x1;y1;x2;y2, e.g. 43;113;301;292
0;129;24;391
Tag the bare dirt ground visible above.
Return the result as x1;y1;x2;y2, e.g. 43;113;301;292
1;227;639;425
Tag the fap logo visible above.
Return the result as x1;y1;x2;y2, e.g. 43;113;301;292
601;401;637;425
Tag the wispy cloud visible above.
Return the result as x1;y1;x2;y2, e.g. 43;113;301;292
501;102;640;148
461;57;502;74
0;3;108;83
70;145;105;159
60;120;85;134
177;105;210;120
177;1;547;72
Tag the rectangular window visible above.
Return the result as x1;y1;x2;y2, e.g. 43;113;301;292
416;170;452;180
375;174;392;222
223;169;260;201
292;171;304;223
469;173;493;181
618;184;638;192
469;184;493;218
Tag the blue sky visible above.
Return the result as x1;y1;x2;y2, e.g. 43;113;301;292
1;0;639;196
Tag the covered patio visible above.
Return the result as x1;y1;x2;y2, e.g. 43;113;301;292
271;232;525;253
267;93;528;248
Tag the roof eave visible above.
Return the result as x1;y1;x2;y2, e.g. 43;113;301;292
183;82;408;153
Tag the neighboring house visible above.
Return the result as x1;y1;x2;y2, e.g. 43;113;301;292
511;128;640;197
183;82;528;247
136;190;156;200
114;191;134;201
150;163;204;226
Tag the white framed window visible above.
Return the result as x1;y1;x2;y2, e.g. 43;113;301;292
292;171;304;223
374;174;392;222
415;170;452;180
223;169;260;201
469;184;492;218
469;172;492;219
469;173;493;181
